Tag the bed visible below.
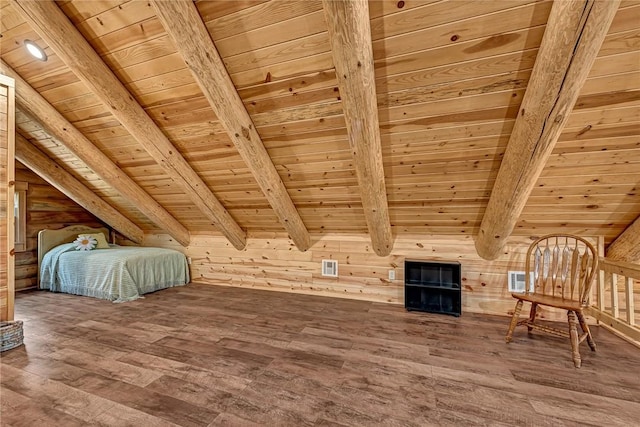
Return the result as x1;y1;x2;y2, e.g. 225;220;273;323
38;225;189;302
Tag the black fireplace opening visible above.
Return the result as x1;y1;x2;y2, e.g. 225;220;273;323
404;260;461;316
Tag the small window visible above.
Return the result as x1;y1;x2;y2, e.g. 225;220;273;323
14;181;27;253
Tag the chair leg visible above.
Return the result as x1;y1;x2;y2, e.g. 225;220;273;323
527;303;538;331
567;310;581;368
577;310;596;351
506;300;523;343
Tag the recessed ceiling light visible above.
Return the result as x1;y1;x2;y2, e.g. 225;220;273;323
24;40;47;61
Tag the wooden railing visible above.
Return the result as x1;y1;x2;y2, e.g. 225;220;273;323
587;257;640;347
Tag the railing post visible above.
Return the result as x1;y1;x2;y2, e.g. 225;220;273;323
598;259;605;311
596;238;604;309
625;276;635;325
611;273;619;319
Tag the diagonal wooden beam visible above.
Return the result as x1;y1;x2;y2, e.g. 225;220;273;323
15;135;144;244
475;0;620;260
150;0;310;252
12;0;246;250
0;59;190;247
607;217;640;262
322;0;393;256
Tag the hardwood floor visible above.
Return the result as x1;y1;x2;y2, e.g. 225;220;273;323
1;283;639;426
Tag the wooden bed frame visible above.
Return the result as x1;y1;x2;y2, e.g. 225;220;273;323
37;225;109;288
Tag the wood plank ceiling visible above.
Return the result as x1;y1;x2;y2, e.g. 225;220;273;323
0;0;638;257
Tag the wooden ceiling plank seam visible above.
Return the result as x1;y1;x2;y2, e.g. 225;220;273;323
380;88;525;125
236;69;338;103
195;0;270;24
231;51;335;90
208;9;328;58
201;0;323;42
589;52;640;75
380;68;532;109
594;27;640;58
582;71;640;96
371;1;551;59
123;68;198;97
150;0;311;252
15;134;144;243
606;3;640;35
73;1;157;42
11;0;247;250
475;0;622;260
89;16;166;57
105;37;179;73
375;25;547;80
0;58;191;246
222;32;331;76
377;48;541;95
58;1;127;23
367;0;443;20
598;49;640;64
323;0;393;257
369;0;539;41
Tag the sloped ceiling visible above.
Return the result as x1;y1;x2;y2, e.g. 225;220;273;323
1;0;639;257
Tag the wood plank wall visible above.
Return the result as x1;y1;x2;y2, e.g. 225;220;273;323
144;232;601;322
14;161;104;290
0;75;15;321
0;79;10;320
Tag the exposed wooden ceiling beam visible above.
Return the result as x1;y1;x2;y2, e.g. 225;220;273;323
322;0;393;256
12;0;246;250
0;59;190;247
607;217;640;262
15;135;144;244
150;0;311;252
475;0;620;260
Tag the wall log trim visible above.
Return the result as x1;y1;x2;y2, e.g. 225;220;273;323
151;0;311;252
11;0;246;249
475;0;621;260
323;0;393;257
15;135;143;244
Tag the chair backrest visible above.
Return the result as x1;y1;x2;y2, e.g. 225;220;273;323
524;234;598;306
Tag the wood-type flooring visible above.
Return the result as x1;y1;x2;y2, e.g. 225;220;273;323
1;283;639;426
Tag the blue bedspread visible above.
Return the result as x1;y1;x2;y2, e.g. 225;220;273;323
40;243;189;302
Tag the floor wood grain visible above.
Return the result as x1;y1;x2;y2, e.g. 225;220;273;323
1;283;639;426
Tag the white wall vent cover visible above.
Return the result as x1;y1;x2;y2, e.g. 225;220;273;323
321;259;338;277
508;271;534;293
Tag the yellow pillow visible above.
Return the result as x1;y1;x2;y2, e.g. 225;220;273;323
81;233;110;249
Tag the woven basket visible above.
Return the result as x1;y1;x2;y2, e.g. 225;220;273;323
0;320;24;352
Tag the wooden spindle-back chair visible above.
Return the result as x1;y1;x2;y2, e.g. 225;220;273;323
505;234;599;367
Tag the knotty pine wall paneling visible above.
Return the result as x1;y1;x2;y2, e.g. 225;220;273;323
144;232;602;322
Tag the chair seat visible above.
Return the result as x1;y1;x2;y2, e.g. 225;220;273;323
511;292;585;311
